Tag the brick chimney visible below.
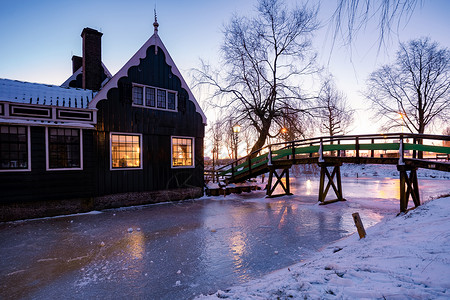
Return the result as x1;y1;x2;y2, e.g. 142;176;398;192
72;55;82;74
81;28;103;91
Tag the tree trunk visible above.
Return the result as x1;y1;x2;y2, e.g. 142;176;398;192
250;122;271;156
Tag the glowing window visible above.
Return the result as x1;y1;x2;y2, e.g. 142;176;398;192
172;137;194;168
111;134;142;169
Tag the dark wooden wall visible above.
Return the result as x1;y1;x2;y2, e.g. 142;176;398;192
94;45;205;196
0;127;95;204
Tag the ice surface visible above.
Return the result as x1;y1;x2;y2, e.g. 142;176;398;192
0;164;448;299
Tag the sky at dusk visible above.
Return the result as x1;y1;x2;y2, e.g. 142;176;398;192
1;0;449;136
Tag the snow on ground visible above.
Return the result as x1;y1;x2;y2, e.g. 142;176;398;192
199;164;450;299
199;196;450;299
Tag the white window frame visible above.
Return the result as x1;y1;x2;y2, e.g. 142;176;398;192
171;136;195;169
0;125;31;172
132;84;144;106
46;127;83;171
110;132;143;171
132;83;177;112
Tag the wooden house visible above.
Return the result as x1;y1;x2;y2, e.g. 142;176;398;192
0;22;206;221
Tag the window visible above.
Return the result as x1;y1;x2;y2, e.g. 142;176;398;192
132;85;143;105
168;92;176;110
157;89;166;109
172;137;194;168
0;125;29;171
146;87;155;107
131;83;177;111
48;128;82;169
111;133;142;170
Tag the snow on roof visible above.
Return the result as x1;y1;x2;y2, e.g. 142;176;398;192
0;78;95;109
60;62;113;88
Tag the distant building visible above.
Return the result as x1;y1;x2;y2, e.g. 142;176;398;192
0;21;206;221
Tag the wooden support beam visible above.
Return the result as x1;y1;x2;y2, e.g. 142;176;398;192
398;165;421;212
266;167;293;198
318;163;346;205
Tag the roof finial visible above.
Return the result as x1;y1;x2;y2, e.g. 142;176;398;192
153;9;159;34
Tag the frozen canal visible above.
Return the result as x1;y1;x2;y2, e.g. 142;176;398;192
1;176;449;299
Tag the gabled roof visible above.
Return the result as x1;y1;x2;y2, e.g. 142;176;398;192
60;62;113;88
0;78;95;108
89;32;207;124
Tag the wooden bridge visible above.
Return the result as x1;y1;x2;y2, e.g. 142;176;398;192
215;133;450;212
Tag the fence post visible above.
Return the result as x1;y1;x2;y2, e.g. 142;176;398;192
268;146;273;166
337;139;341;157
319;139;324;162
355;137;360;159
291;141;296;164
399;135;405;165
371;138;375;158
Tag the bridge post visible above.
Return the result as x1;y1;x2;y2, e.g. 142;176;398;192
355;137;360;159
266;166;293;198
291;141;296;164
319;139;324;162
268;146;273;166
398;165;420;212
318;162;346;205
371;139;375;158
399;137;405;165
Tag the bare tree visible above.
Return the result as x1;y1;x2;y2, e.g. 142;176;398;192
208;119;223;165
331;0;421;47
443;127;450;147
316;77;354;137
194;0;320;153
444;127;450;136
365;37;450;134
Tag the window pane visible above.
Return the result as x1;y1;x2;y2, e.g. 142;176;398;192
111;134;141;169
132;86;143;105
172;137;193;167
0;125;28;170
157;90;166;109
48;128;81;169
146;87;156;107
168;92;176;110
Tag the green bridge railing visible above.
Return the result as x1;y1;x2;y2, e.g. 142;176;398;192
216;133;450;181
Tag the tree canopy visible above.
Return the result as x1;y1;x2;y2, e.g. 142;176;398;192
365;37;450;134
195;0;320;153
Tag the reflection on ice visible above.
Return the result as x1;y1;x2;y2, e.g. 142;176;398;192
127;230;145;260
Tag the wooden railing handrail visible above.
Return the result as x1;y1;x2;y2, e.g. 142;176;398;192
216;133;450;178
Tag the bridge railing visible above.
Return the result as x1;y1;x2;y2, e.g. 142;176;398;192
217;133;450;181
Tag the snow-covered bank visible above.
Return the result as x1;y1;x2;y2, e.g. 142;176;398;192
199;196;450;299
338;164;450;180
